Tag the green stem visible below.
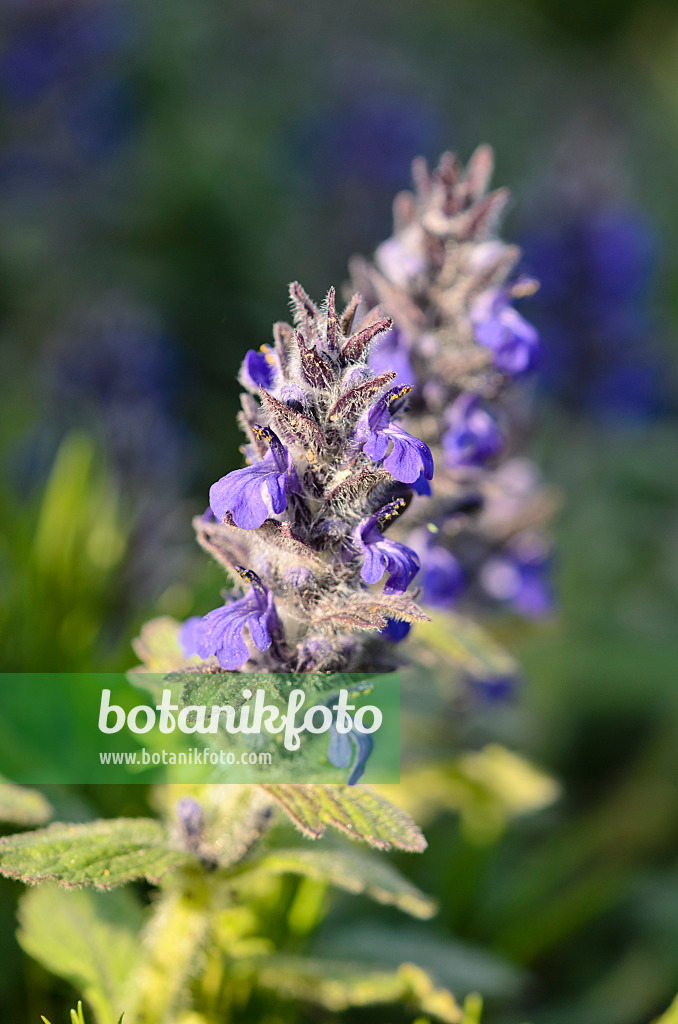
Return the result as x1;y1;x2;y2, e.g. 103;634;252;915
126;874;210;1024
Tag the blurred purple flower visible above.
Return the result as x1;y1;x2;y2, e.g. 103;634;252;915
1;5;127;104
368;326;415;389
522;208;669;418
442;393;504;468
470;289;540;377
410;529;466;609
45;301;191;490
468;675;518;703
176;797;204;851
479;541;554;618
290;93;442;192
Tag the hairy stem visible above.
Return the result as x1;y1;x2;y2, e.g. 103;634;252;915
126;875;210;1024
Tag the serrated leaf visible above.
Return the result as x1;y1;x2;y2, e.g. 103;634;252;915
243;845;436;918
0;818;190;888
20;886;141;1024
0;782;52;826
261;785;427;852
246;955;461;1022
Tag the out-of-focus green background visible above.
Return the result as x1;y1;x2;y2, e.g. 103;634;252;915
1;1;678;1021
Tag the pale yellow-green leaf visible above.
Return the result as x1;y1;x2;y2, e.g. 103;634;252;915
461;992;483;1023
130;615;203;675
379;745;559;842
245;955;462;1022
0;782;52;826
457;744;561;816
654;994;678;1023
21;887;140;1024
411;612;518;681
243;845;437;918
261;784;427;851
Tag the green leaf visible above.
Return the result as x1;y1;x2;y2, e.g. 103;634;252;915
0;818;190;888
461;993;484;1023
0;782;52;826
20;886;141;1024
129;616;201;676
243;845;437;918
655;995;678;1023
315;922;523;1000
412;612;518;682
245;955;462;1022
394;746;560;843
261;785;427;852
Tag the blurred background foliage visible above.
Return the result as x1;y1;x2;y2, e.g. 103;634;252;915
1;0;678;1021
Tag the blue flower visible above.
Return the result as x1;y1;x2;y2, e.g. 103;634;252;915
468;675;517;703
195;568;281;669
471;289;540;377
178;616;202;658
353;501;420;594
240;347;277;390
327;721;374;786
410;529;466;608
479;540;554;618
175;798;204;850
380;618;411;642
356;387;434;484
410;471;432;496
522;209;668;419
369;326;415;389
442;393;504;468
209;427;294;530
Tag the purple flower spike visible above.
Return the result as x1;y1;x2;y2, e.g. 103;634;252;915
195;567;281;669
471;289;540;377
354;500;420;594
241;347;276;390
442;393;504;468
357;388;434;485
209;427;292;530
